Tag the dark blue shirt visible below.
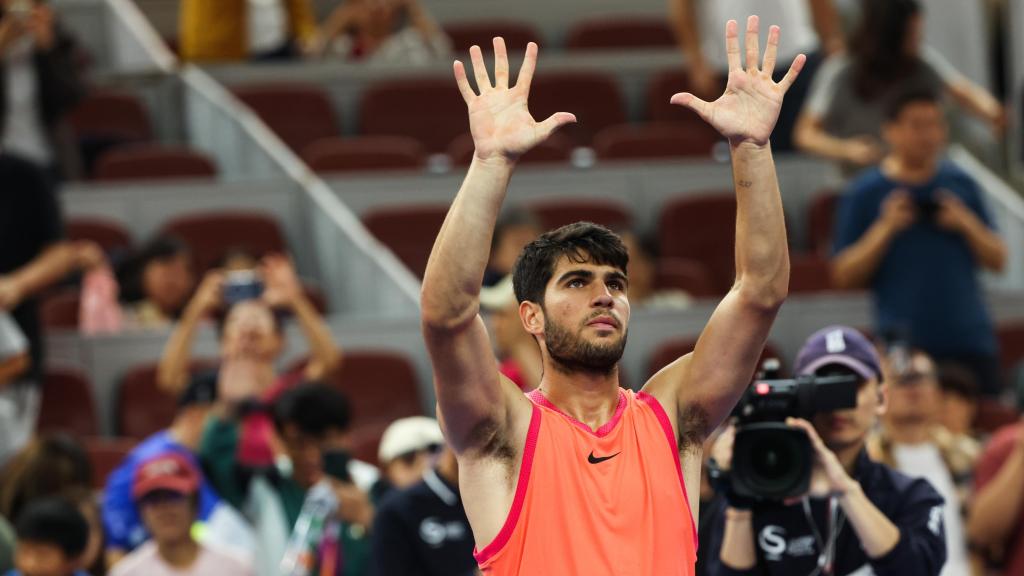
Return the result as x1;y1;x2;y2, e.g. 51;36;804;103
833;161;997;355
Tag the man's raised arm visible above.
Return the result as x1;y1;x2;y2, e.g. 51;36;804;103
420;38;574;454
646;17;804;442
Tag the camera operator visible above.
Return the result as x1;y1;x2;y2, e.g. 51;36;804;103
708;325;947;576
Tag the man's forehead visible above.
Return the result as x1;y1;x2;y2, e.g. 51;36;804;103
550;254;626;276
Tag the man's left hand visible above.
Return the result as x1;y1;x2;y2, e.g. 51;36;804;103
670;16;806;147
261;254;304;308
935;190;980;235
785;417;857;502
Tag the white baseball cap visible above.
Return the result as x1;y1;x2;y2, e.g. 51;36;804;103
378;416;445;464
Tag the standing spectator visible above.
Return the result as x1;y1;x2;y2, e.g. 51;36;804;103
795;0;1005;175
109;453;253;576
116;236;195;330
6;497;90;576
967;418;1024;576
179;0;319;62
869;348;977;576
370;445;477;576
372;416;445;502
0;0;86;178
670;0;844;151
313;0;450;63
831;89;1006;395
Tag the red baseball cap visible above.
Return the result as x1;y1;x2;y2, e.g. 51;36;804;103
132;453;200;501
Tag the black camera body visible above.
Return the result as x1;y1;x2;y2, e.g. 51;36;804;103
730;374;860;501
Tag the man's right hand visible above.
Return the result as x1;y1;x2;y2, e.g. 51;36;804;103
455;38;576;165
843;135;884;167
879;188;916;235
187;270;225;317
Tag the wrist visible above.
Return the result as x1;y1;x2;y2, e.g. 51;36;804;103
729;140;770;153
471;152;516;171
837;477;862;501
726;507;753;520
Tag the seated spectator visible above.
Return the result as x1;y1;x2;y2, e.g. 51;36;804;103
179;0;319;62
314;0;450;63
967;418;1024;576
868;347;976;576
109;454;253;576
0;0;86;178
116;236;195;330
0;434;92;523
7;497;90;576
830;89;1006;396
370;444;477;576
480;276;540;392
483;208;541;287
201;383;372;576
936;362;981;441
618;230;693;310
795;0;1005;176
63;490;104;576
372;416;444;502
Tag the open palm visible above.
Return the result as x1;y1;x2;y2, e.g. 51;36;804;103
455;38;576;162
671;17;806;147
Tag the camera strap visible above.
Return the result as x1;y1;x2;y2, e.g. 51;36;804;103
801;496;845;576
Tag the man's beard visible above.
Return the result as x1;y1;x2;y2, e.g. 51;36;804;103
544;315;627;376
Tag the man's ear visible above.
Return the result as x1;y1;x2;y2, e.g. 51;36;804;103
877;382;888;417
519;300;544;336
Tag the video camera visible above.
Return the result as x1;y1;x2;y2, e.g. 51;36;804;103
728;362;861;501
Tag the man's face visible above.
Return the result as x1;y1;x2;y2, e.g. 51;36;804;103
14;541;77;576
884;101;947;167
139;491;195;546
142;254;195;316
529;256;630;374
812;377;882;452
886;353;941;426
492;224;541;275
220;301;281;361
280;425;347;490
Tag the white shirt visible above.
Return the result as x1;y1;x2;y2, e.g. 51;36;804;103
2;36;52;165
110;541;254;576
247;0;288;54
892;442;970;576
699;0;818;71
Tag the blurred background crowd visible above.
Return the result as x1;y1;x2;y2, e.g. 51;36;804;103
0;0;1023;574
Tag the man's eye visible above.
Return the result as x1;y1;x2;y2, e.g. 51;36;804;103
608;281;623;291
568;279;584;288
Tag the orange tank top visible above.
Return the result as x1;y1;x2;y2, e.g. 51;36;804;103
474;388;698;575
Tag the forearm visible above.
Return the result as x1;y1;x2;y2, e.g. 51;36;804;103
808;0;844;53
157;304;205;393
967;447;1024;544
669;0;702;64
730;143;788;308
9;243;82;300
291;295;342;380
793;116;853;161
831;221;895;288
948;80;1003;126
840;484;901;558
960;218;1007;272
719;507;758;570
421;158;513;328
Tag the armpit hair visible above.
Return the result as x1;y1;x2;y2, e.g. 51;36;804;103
678;404;710;455
464;415;516;463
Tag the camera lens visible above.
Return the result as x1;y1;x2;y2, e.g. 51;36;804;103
732;423;813;500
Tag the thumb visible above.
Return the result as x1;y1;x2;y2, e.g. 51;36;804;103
536;112;576;139
670;92;712;122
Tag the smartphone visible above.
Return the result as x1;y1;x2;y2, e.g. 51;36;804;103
916;193;940;221
322;450;352;483
222;270;263;306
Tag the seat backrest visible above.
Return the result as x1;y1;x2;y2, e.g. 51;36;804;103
359;77;467;153
648;337;784;379
84;437;139;489
654;258;717;298
528;72;626;146
658;193;737;294
36;368;99;437
235;84;340;152
327;350;422;428
647;68;725;125
40;290;80;330
808;190;840;257
443;20;541;53
94;144;217;182
363;205;449;277
303;136;426;174
118;363;182;439
565;17;676;51
68;91;153;142
594;122;721;160
997;322;1024;373
66;218;133;256
527;198;632;232
159;211;287;274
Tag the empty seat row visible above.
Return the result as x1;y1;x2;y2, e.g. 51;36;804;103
442;16;676;54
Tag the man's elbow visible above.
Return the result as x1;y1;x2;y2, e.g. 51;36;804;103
420;295;478;334
736;277;788;313
830;260;862;290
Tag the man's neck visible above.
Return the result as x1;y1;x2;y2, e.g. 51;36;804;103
157;537;200;569
885;418;934;445
537;368;620;432
881;155;938;185
834;440;865;475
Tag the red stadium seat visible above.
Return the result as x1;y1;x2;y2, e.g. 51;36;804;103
360;78;467;153
68;90;153;143
363;205;449;278
647;68;725;125
648;337;784;379
83;437;138;489
302;136;426;174
527;198;632;232
235;84;340;153
997;322;1024;373
36;369;99;437
118;363;179;439
565;17;676;51
94;144;217;182
654;258;717;298
658;193;737;294
594;122;721;160
447;132;573;166
66;218;133;256
528;72;627;146
40;289;80;330
159;211;287;274
789;253;841;294
808;190;840;257
443;20;541;54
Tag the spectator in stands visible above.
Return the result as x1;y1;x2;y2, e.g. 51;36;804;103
116;236;195;329
868;347;977;576
618;229;693;310
967;418;1024;576
0;0;86;178
200;383;373;576
831;89;1006;396
179;0;319;62
7;497;90;576
483;208;541;287
795;0;1005;175
313;0;450;63
370;443;477;576
937;363;981;441
63;490;105;576
0;434;92;524
670;0;844;151
109;453;253;576
479;276;540;391
372;416;444;502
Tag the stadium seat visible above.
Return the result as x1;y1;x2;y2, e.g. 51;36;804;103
159;211;287;274
529;72;627;146
565;17;676;51
654;258;717;298
447;132;573;166
527;198;632;232
648;337;784;379
594;122;721;160
94;144;218;182
36;369;99;437
789;253;839;294
118;363;180;439
360;78;467;153
83;437;138;489
363;205;449;277
808;190;841;256
67;91;154;177
66;218;133;257
40;289;80;330
302;136;426;174
443;20;541;54
234;84;340;153
647;68;725;126
658;193;737;294
997;322;1024;374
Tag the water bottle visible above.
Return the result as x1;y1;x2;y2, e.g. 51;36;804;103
279;480;337;576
